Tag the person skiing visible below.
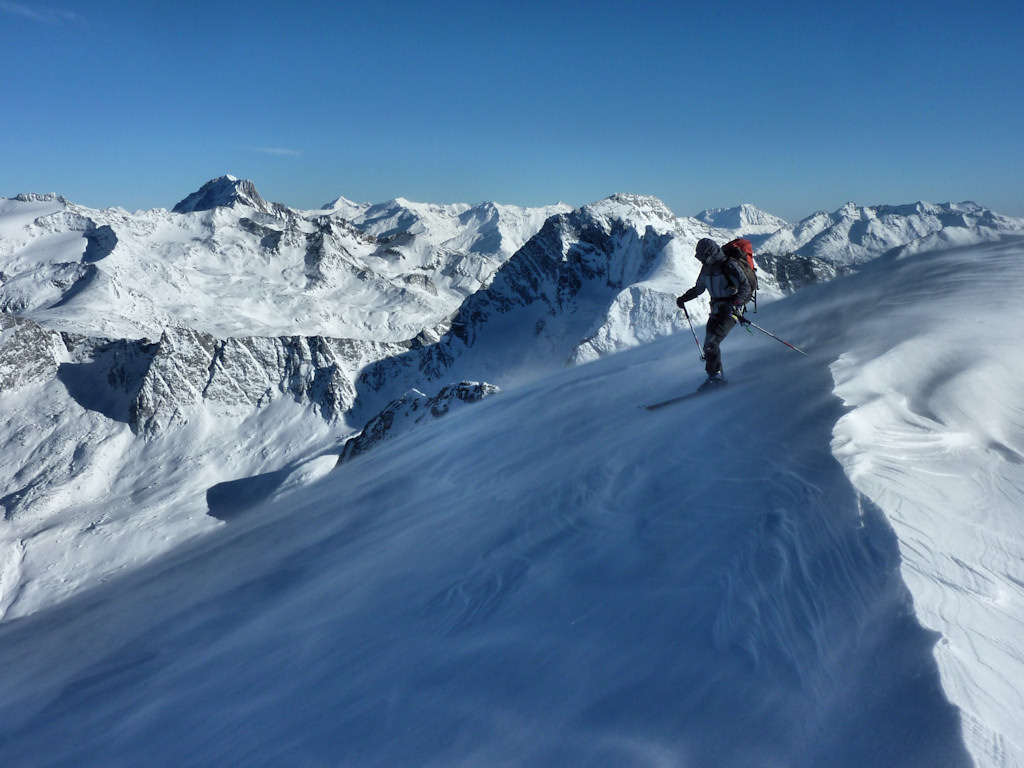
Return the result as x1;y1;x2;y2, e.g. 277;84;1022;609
676;237;753;386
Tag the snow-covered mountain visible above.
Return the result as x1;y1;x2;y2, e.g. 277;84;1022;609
1;234;1022;767
352;193;732;412
3;177;1024;766
316;195;573;307
0;178;566;342
2;182;1022;599
695;202;789;240
759;200;1024;265
172;174;289;217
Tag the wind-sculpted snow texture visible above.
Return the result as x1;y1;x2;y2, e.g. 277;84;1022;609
820;239;1024;768
0;273;984;767
3;179;1024;766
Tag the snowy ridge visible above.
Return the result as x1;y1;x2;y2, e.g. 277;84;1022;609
0;178;565;341
823;239;1024;767
318;196;573;298
759;200;1024;265
350;194;718;411
696;203;789;238
171;174;286;216
2;178;1024;766
3;238;1023;765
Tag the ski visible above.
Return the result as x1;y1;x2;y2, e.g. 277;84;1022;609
641;379;733;410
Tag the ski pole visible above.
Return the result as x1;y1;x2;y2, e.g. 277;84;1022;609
681;304;705;360
734;313;808;357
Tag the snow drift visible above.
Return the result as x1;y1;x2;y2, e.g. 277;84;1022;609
2;179;1024;766
1;235;1023;765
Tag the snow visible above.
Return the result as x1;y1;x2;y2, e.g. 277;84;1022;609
695;203;789;240
825;239;1024;767
0;185;568;341
3;178;1024;766
758;201;1024;266
1;229;1023;764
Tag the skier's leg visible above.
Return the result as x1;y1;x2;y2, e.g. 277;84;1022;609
703;306;736;375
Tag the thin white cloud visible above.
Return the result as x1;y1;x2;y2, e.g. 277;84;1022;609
0;1;87;25
244;147;303;157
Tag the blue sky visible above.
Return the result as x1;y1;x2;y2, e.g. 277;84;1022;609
2;0;1022;221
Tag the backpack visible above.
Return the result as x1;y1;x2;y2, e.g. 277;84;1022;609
722;237;758;301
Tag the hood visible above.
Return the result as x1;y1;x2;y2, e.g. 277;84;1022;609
695;238;725;265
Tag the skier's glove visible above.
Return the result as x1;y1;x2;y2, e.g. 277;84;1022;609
677;288;700;306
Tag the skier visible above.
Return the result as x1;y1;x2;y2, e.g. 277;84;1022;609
676;238;753;386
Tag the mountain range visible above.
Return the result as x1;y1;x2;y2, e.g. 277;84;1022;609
2;176;1022;556
2;176;1024;766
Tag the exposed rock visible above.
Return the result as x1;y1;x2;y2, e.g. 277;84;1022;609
354;195;681;408
172;175;288;217
338;381;500;464
129;327;408;435
0;314;66;391
754;252;852;293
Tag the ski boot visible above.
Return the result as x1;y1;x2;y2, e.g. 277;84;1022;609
698;370;727;391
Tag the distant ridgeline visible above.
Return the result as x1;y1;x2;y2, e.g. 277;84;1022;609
2;179;1022;439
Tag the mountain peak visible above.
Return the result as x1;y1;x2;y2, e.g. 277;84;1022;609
695;204;788;235
172;175;282;215
586;194;677;225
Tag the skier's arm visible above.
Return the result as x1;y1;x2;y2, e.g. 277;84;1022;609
677;273;707;306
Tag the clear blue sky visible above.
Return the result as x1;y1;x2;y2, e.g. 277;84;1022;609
3;0;1022;222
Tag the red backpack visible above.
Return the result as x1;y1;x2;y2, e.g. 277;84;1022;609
722;238;758;303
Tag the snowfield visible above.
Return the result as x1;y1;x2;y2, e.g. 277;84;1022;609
826;239;1024;767
1;181;1023;766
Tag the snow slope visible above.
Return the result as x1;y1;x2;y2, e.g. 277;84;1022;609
2;237;1024;766
825;239;1024;767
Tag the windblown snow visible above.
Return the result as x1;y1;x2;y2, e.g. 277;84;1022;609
1;179;1023;767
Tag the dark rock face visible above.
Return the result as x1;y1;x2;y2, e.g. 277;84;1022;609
172;176;286;216
128;327;407;435
338;381;500;464
754;253;851;293
0;315;65;391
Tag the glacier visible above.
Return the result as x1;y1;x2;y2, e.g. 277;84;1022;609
1;179;1023;766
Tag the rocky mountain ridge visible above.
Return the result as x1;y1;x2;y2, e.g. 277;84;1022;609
4;179;1023;434
696;203;789;237
171;175;289;217
757;200;1023;264
3;175;1024;624
337;381;501;464
0;181;563;343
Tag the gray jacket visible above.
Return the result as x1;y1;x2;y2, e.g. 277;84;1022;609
680;238;753;306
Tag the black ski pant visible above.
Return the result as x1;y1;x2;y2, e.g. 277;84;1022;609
703;303;736;375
